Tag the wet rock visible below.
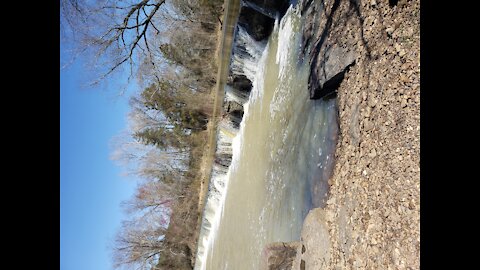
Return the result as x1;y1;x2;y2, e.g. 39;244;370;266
242;0;290;19
260;241;299;270
309;44;356;99
224;100;244;114
238;6;275;41
300;0;324;56
228;109;244;128
230;74;252;92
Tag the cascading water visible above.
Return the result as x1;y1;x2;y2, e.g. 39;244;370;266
195;3;338;270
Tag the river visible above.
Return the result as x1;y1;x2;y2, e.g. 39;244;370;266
195;2;338;269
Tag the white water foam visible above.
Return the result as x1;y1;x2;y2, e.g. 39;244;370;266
270;6;300;118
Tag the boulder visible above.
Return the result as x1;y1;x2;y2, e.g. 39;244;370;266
291;208;331;270
232;74;252;92
300;0;357;100
260;241;300;270
309;44;356;99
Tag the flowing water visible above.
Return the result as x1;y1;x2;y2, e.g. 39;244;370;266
195;3;338;269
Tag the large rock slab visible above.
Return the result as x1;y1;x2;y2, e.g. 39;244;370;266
309;44;356;99
291;208;331;270
300;0;358;100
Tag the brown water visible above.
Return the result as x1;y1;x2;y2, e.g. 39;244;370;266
195;4;338;270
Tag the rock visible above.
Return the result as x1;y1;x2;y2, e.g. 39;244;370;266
238;6;275;41
386;27;395;36
292;208;331;269
309;44;356;99
260;241;300;270
242;0;290;19
223;100;243;114
364;120;373;131
228;110;244;129
368;96;378;108
394;43;402;52
230;74;252;92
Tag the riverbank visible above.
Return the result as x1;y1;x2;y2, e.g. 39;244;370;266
291;0;420;269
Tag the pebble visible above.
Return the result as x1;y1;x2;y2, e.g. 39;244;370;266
364;120;373;131
394;43;402;52
386;27;394;35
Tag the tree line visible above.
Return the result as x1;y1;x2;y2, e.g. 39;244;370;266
61;0;224;269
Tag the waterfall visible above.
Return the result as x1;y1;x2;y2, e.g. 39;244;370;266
225;85;249;105
230;26;267;81
194;21;270;270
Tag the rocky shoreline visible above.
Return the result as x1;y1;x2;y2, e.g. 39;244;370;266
268;0;420;269
211;0;419;269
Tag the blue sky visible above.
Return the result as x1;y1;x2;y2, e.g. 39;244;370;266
60;50;139;270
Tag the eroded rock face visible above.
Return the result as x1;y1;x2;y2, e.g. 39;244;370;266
238;6;275;41
231;74;252;93
309;44;356;99
260;242;300;270
300;0;357;100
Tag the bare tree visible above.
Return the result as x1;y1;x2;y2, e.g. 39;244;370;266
61;0;167;88
121;178;182;223
112;219;166;270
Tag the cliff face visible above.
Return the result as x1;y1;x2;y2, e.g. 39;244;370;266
292;0;420;269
